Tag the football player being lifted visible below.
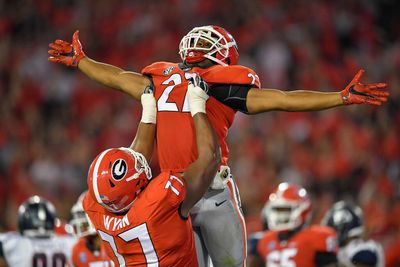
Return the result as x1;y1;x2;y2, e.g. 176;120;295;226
248;183;338;267
48;25;388;267
0;196;76;267
322;201;384;267
70;191;114;267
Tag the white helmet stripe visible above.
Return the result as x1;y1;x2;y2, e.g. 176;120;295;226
92;148;112;205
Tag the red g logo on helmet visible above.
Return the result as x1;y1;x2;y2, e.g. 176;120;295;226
87;148;152;213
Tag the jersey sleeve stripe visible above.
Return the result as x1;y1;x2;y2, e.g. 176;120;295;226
92;149;112;206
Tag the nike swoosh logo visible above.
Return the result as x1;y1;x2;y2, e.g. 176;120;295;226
215;200;227;207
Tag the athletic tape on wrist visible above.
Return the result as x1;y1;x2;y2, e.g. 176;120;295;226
188;84;208;116
141;94;157;123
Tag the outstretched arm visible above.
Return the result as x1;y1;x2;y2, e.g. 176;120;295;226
247;89;343;113
246;69;388;114
180;77;221;217
209;70;388;114
129;86;156;163
48;30;151;101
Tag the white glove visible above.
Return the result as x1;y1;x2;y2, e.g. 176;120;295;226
140;85;157;124
187;74;209;116
210;165;231;189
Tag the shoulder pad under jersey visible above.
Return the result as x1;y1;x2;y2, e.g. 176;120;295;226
196;64;261;88
141;62;178;76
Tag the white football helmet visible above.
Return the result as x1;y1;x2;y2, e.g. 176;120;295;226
262;182;312;231
179;25;239;66
70;191;97;238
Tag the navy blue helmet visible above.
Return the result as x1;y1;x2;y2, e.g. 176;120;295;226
321;201;364;247
18;195;57;237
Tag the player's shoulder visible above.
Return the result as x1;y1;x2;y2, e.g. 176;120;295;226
346;238;383;252
0;231;24;245
0;231;27;242
54;233;77;245
0;232;33;255
142;172;186;203
258;229;278;243
306;225;337;237
0;231;18;240
141;61;179;75
82;192;100;213
300;225;338;252
197;64;260;87
340;239;384;267
72;237;87;255
144;172;185;198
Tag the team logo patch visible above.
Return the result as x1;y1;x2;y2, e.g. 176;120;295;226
111;159;127;180
163;66;174;75
79;252;87;263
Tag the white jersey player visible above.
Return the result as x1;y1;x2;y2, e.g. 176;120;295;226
322;201;384;267
0;196;76;267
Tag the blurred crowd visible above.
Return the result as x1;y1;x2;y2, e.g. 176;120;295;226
0;0;399;254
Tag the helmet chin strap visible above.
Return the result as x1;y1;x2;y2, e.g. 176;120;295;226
184;58;216;69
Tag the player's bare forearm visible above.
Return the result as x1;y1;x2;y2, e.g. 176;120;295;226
129;122;156;163
181;113;221;216
78;57;151;101
246;88;343;114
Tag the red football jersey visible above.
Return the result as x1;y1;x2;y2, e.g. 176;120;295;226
72;237;113;267
142;62;260;172
83;172;198;267
257;226;337;267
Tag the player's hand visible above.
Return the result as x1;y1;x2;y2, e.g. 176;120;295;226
140;85;156;124
188;73;209;116
188;73;209;94
340;69;389;106
48;30;86;67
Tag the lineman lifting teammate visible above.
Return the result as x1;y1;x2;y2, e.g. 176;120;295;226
82;77;221;266
48;25;389;267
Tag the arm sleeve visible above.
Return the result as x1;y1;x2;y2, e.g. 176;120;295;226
208;84;252;113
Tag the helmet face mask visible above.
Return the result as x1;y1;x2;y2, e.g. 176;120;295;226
70;191;97;238
88;148;152;214
262;183;312;232
18;196;57;238
179;25;239;66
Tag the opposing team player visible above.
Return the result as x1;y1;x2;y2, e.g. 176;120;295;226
82;80;221;266
70;191;114;267
0;195;76;267
322;201;384;267
48;26;388;267
248;183;338;267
